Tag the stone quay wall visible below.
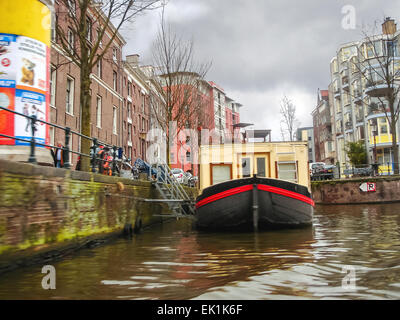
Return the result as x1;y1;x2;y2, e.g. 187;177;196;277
311;176;400;205
0;159;198;273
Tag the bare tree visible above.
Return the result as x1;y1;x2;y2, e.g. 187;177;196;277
346;19;400;173
149;7;211;165
54;0;162;171
280;95;299;141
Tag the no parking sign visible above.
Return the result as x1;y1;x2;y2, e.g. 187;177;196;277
359;182;376;192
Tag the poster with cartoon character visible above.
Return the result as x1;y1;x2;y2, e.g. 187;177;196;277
14;90;46;146
16;36;47;93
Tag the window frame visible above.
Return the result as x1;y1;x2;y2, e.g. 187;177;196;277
66;76;74;115
113;106;118;135
96;95;102;128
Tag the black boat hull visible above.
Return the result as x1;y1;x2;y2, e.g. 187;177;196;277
195;177;313;231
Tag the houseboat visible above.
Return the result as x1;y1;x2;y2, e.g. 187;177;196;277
195;132;314;231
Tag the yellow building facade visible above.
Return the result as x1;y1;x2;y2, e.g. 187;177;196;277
199;142;310;191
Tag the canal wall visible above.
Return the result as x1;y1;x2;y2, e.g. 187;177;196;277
311;175;400;204
0;159;198;274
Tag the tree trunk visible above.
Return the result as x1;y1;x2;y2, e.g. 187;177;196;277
389;94;399;175
80;66;92;172
392;122;399;175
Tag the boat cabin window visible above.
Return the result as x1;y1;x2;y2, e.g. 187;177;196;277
212;165;231;185
277;162;297;183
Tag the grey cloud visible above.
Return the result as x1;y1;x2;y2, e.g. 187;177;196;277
123;0;400;135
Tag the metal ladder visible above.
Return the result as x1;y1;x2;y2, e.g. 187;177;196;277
152;162;196;217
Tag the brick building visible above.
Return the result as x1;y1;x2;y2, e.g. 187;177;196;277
122;55;151;162
311;89;335;164
49;0;152;168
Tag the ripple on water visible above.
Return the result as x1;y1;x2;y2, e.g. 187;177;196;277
1;204;400;300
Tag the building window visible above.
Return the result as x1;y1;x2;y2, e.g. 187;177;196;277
50;66;56;107
128;124;132;141
68;0;76;17
387;40;398;57
67;28;74;52
85;17;92;42
97;59;102;78
52;14;58;42
127;102;132;119
96;96;102;128
128;146;132;160
97;29;103;47
113;71;118;91
66;77;74;115
113;47;118;63
113;106;117;135
49;126;55;146
127;81;131;96
186;151;191;162
380;124;388;134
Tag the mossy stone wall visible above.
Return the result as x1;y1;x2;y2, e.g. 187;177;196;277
311;176;400;204
0;160;197;273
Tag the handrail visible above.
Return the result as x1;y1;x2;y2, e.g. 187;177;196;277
0;105;126;175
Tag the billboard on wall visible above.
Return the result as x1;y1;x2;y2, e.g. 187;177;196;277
0;32;49;146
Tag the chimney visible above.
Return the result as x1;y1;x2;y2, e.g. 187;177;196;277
126;54;140;67
382;17;397;35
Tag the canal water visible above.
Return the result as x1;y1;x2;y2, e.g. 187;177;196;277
0;203;400;300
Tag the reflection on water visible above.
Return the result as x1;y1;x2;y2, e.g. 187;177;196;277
0;203;400;300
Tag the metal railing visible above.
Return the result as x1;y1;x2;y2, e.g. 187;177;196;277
0;106;125;176
311;162;399;181
152;161;196;215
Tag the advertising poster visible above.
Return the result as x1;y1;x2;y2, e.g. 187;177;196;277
16;36;48;93
0;33;18;88
0;87;15;144
0;33;49;147
14;89;46;146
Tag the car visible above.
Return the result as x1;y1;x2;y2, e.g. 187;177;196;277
188;175;198;187
171;168;187;184
310;162;325;180
322;164;336;179
184;171;198;187
310;163;336;180
119;160;134;179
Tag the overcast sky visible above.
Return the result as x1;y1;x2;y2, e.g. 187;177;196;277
121;0;400;140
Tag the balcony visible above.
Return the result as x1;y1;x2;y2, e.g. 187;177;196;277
353;90;362;104
345;121;353;131
344;105;352;114
364;80;393;97
334;89;341;99
356;112;364;123
367;103;390;117
342;76;350;91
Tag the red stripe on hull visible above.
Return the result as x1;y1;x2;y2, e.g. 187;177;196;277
257;184;315;207
195;185;253;209
196;184;315;209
